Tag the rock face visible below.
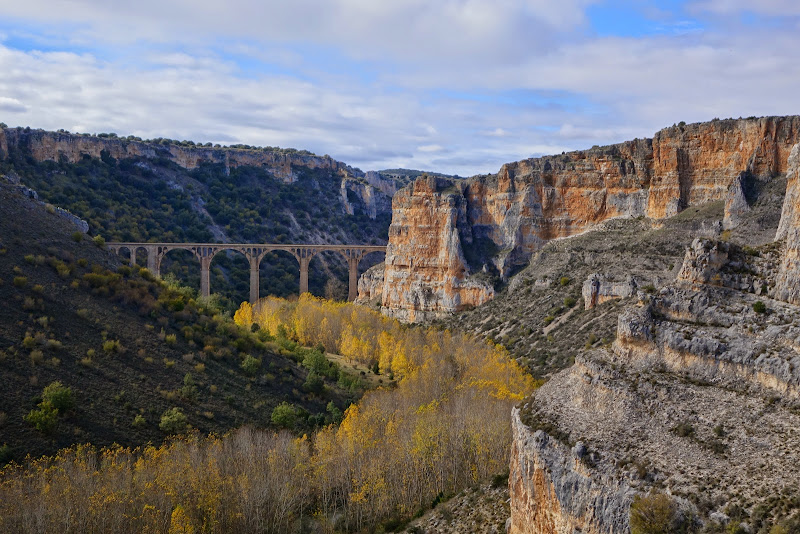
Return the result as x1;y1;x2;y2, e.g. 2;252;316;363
0;127;395;218
381;176;495;322
508;407;633;534
723;173;751;230
354;263;385;306
380;116;800;322
509;225;800;533
775;143;800;304
582;274;638;310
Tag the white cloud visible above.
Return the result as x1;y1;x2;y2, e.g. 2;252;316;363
0;1;797;176
0;96;28;112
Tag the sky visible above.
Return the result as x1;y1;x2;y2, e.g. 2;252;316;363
0;1;797;176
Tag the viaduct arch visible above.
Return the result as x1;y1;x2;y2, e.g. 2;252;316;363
107;242;386;302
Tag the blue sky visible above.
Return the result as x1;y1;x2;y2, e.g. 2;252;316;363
0;1;798;176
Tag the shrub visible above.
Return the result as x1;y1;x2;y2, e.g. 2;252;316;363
24;401;59;434
240;355;261;376
753;301;767;314
630;491;676;534
159;407;188;434
29;350;44;365
131;414;146;428
42;381;74;412
71;231;84;242
13;276;27;288
303;370;324;393
559;276;571;286
165;334;177;345
103;339;122;354
92;235;106;248
271;402;298;429
563;296;576;308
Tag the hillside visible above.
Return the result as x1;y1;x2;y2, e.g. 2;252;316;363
0;177;361;460
0;126;395;309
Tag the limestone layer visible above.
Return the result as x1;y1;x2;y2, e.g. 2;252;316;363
0;127;395;219
380;117;800;322
775;143;800;304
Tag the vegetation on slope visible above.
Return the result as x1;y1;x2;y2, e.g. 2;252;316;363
0;183;359;460
0;294;535;533
0;137;390;309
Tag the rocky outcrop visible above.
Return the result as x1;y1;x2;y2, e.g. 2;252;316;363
382;117;800;322
381;176;494;322
511;276;800;532
508;407;633;534
775;143;800;304
723;173;751;230
341;177;393;220
354;263;385;306
582;274;638;310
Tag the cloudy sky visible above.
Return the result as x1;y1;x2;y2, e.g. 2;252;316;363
0;1;797;176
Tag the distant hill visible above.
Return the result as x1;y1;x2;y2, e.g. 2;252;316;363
377;168;462;187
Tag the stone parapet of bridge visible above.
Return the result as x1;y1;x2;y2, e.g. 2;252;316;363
106;242;386;302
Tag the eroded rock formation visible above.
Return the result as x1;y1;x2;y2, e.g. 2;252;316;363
378;117;800;322
775;143;800;304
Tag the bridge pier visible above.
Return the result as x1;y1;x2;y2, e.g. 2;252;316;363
249;256;260;303
146;247;159;276
299;257;310;295
348;256;360;301
200;256;212;298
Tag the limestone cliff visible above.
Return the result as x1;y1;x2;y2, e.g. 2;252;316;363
382;176;494;322
775;143;800;304
380;116;800;322
509;235;800;533
0;127;395;218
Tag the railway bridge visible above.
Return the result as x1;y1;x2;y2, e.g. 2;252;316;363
106;242;386;302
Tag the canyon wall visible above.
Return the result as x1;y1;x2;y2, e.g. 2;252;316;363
379;117;800;322
775;143;800;304
0;127;395;219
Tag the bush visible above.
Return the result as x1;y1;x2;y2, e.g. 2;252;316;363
630;491;676;534
13;276;27;288
131;414;146;428
42;381;75;412
271;402;298;429
24;401;59;434
71;231;83;242
303;370;324;394
563;296;576;308
159;407;188;434
92;235;106;247
753;301;767;314
240;355;261;376
559;276;571;286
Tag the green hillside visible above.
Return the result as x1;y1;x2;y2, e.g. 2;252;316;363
0;181;363;460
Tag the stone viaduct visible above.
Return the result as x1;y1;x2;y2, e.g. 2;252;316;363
106;243;386;302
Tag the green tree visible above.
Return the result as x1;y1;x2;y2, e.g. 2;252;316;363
41;381;75;412
271;402;298;429
24;402;59;434
159;407;188;434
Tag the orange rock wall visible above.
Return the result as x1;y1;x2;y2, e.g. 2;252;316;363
382;117;800;322
775;143;800;304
